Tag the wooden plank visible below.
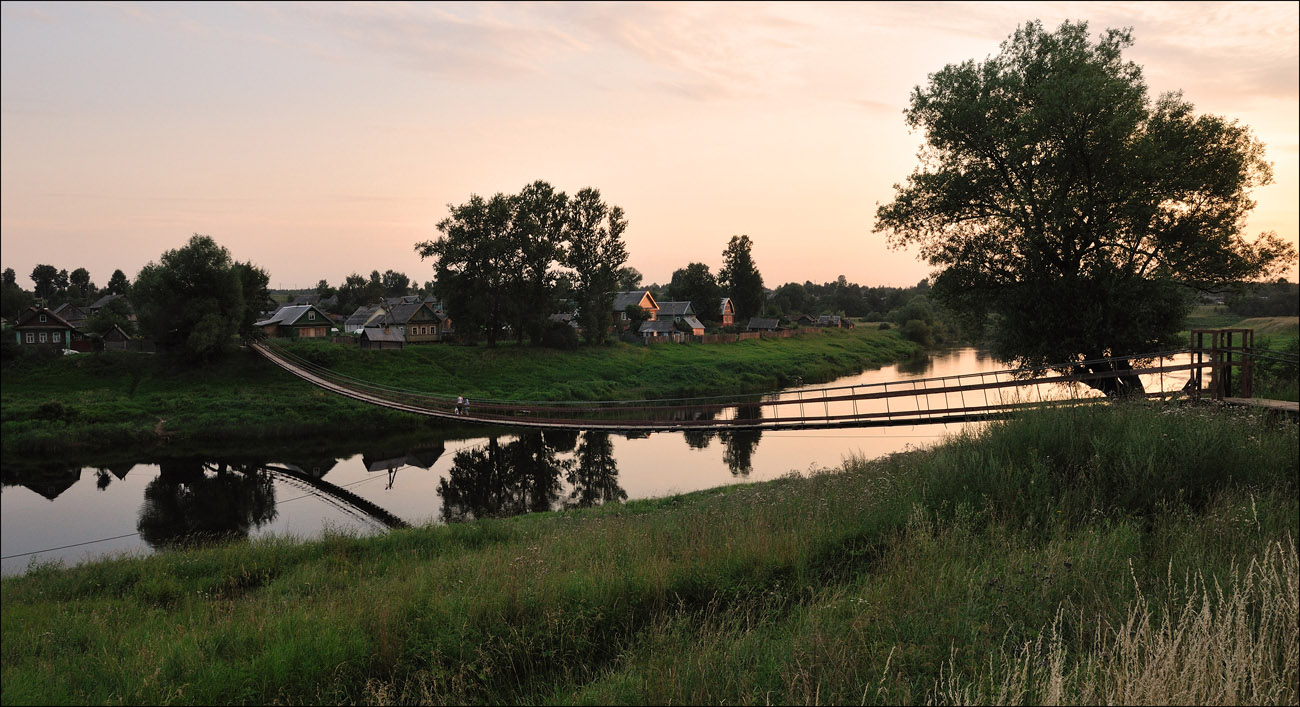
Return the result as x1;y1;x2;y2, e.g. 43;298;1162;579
1223;397;1299;413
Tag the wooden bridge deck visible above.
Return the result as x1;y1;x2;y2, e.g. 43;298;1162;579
1223;397;1300;414
250;340;1217;432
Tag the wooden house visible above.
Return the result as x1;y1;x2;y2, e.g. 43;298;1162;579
638;319;681;341
656;301;705;335
611;290;659;330
817;315;854;328
746;317;781;332
12;306;85;350
359;326;404;350
379;301;448;343
344;304;388;334
719;298;735;327
253;304;334;339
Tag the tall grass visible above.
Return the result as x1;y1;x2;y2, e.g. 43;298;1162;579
935;538;1298;706
2;403;1295;705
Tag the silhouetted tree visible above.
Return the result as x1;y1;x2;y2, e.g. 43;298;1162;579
875;20;1296;394
719;235;765;321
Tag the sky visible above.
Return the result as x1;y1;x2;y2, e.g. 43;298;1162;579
2;1;1297;292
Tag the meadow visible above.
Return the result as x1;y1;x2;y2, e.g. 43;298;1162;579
1;402;1295;704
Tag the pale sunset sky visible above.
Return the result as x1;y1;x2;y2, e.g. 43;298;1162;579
2;1;1297;292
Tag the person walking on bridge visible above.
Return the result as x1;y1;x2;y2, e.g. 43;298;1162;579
456;395;464;415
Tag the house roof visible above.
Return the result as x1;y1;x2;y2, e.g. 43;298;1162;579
720;298;734;314
254;304;331;328
612;290;657;311
345;304;385;328
380;301;432;325
746;317;780;330
681;315;705;331
639;320;678;335
657;301;695;317
90;293;125;310
14;306;78;330
360;326;404;343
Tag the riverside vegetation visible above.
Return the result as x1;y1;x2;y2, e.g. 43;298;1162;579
0;327;917;459
1;402;1296;705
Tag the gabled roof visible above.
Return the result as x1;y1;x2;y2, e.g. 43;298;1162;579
380;301;433;325
720;298;734;314
90;293;126;310
639;320;678;335
345;304;385;328
612;290;658;311
14;306;77;329
746;317;781;330
360;326;404;343
681;315;705;331
254;304;332;328
657;301;695;317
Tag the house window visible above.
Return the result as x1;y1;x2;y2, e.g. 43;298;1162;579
308;311;315;320
39;314;47;323
25;333;34;344
39;332;48;343
621;312;627;320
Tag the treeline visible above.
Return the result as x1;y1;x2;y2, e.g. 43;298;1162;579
1224;279;1299;318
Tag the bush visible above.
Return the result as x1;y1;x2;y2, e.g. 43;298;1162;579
878;322;891;331
540;321;580;350
902;319;934;347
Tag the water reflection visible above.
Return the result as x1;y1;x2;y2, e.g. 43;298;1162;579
569;432;626;508
138;461;278;549
719;404;764;476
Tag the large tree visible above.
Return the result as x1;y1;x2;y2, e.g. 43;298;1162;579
565;187;628;346
132;234;266;359
718;234;765;322
417;193;518;346
30;264;58;300
874;20;1295;394
511;180;569;345
667;262;721;325
69;268;95;303
105;269;130;296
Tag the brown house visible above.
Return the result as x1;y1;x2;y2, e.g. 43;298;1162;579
719;298;735;327
12;306;84;350
612;290;659;331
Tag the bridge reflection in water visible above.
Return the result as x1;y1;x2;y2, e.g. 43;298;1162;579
252;340;1207;432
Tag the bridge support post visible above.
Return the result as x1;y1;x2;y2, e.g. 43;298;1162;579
1191;328;1254;401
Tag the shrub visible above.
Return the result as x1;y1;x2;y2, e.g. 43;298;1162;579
540;321;579;350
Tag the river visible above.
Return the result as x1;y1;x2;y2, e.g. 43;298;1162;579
0;348;1191;576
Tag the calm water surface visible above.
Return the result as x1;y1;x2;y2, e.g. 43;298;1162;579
4;348;1187;576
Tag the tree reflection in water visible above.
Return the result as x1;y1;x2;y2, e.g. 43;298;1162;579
567;432;627;509
719;403;763;476
439;431;628;522
137;460;278;550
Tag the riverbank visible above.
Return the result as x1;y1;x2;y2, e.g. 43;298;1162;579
2;402;1295;705
0;328;918;458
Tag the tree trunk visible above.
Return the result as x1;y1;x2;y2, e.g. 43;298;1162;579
1075;358;1146;398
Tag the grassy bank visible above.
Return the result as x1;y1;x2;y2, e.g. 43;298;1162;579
0;328;918;458
2;403;1295;705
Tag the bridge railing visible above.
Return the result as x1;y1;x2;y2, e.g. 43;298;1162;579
250;339;1213;431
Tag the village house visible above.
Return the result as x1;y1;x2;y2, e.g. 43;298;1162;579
377;300;451;344
611;290;659;331
12;305;83;350
638;319;681;341
746;317;782;332
359;326;405;350
344;304;388;334
817;315;854;328
655;301;706;335
253;304;334;339
719;298;735;327
795;314;819;327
